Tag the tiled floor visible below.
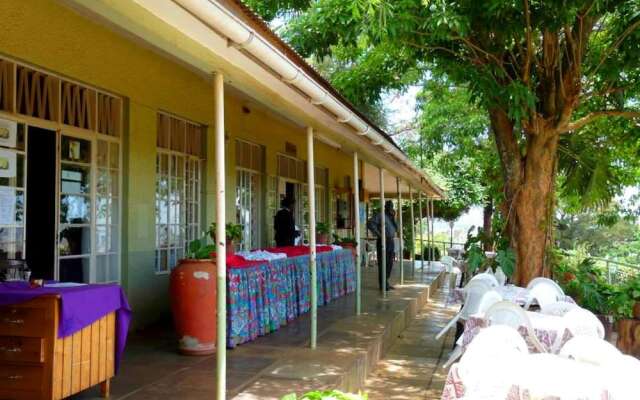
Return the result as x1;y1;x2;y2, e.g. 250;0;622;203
362;283;458;399
71;261;448;399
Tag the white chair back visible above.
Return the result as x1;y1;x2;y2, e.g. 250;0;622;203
440;255;455;272
461;280;493;319
476;290;503;316
460;325;529;366
434;280;492;341
562;308;605;339
485;301;547;353
494;266;507;286
524;281;564;309
527;277;564;294
470;272;499;287
559;336;620;366
540;300;579;317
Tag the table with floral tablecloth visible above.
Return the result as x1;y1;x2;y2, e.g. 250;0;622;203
226;249;356;347
460;311;573;354
441;359;618;400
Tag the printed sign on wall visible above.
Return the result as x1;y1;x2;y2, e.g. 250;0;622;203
0;118;17;149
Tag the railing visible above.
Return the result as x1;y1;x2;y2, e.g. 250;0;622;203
591;256;640;284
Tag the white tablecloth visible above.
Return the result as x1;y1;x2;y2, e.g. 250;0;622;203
441;353;639;400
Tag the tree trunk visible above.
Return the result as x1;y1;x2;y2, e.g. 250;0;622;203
482;198;493;251
512;131;559;285
490;108;559;286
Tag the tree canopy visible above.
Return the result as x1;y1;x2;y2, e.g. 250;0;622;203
244;0;640;284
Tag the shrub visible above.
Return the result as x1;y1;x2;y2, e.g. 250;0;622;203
282;391;367;400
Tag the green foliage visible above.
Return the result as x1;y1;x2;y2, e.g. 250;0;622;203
187;236;216;260
282;390;367;400
611;277;640;320
316;222;330;235
209;223;243;242
420;245;441;261
495;248;516;277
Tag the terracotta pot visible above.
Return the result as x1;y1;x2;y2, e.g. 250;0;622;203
633;302;640;320
316;233;329;244
170;259;217;355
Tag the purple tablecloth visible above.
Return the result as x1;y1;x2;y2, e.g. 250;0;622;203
0;282;131;372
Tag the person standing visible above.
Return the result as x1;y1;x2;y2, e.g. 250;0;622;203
367;200;398;290
274;196;298;247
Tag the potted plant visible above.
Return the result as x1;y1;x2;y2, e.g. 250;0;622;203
169;235;217;355
333;234;357;260
316;222;330;244
209;222;243;253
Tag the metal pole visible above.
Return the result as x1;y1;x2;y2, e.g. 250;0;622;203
307;126;317;348
353;152;361;315
409;187;415;279
379;168;386;297
419;192;424;274
214;72;227;400
397;177;403;285
431;199;436;264
427;198;432;271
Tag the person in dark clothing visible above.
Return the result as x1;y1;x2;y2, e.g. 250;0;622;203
367;200;398;291
274;196;298;247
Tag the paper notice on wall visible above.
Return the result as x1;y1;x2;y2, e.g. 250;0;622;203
0;149;16;178
0;119;17;149
0;186;16;225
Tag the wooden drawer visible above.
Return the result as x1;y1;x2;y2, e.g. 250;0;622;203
0;336;44;364
0;306;47;337
0;364;43;393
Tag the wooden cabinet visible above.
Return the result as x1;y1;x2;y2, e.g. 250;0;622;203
0;295;114;400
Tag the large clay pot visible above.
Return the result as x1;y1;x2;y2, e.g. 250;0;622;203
170;259;217;355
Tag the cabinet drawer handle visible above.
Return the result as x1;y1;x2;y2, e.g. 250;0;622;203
2;317;24;324
5;375;23;380
0;346;22;353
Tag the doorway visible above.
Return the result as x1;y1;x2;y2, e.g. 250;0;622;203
25;126;57;280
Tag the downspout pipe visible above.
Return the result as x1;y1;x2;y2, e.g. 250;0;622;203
174;0;434;193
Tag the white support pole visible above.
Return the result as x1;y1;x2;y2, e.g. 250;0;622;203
214;72;227;400
409;187;415;279
430;198;435;267
419;192;424;274
353;152;361;315
396;178;404;285
379;168;386;297
426;196;432;272
307;126;318;349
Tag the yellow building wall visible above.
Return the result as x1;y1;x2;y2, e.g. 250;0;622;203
0;0;355;328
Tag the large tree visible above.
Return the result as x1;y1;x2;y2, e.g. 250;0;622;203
245;0;640;284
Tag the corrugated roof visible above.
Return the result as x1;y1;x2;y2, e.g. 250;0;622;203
219;0;403;153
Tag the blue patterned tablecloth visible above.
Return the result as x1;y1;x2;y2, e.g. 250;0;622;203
227;249;356;347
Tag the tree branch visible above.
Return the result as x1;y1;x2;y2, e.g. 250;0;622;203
559;110;640;133
522;0;534;86
591;17;640;77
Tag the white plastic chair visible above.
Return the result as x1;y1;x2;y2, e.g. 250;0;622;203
441;290;504;368
562;308;605;339
484;301;547;353
454;325;528;374
527;277;564;293
469;272;499;287
435;280;492;340
540;300;579;317
559;336;621;366
524;281;564;310
494;266;507;286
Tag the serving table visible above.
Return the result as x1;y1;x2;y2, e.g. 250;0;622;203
0;282;131;400
227;248;355;347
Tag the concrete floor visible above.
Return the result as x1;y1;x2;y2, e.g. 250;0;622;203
71;261;450;400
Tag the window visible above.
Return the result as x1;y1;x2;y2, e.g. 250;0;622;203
235;140;264;251
314;167;328;224
0;120;25;260
155;113;204;273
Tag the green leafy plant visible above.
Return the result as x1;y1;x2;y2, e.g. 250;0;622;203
316;222;330;235
333;235;357;246
187;236;216;260
611;277;640;320
495;247;516;277
209;223;243;243
282;390;367;400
